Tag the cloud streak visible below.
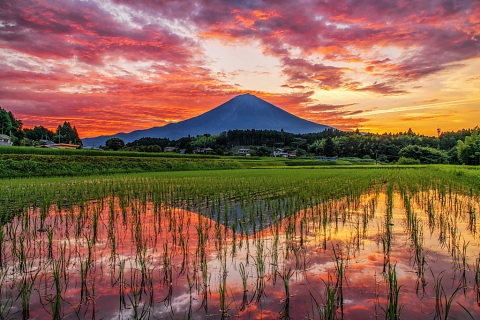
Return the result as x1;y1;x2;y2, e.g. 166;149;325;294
344;98;480;118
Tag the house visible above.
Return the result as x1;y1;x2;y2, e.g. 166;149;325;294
288;150;297;158
0;134;12;146
271;148;297;158
193;147;214;154
272;148;288;157
164;147;177;152
40;143;80;149
40;140;55;145
237;148;250;155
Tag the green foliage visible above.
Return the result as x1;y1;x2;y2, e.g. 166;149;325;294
323;137;336;157
55;122;82;145
24;126;55;142
0;145;222;158
105;137;125;151
457;130;480;165
191;134;219;148
0;107;23;145
397;157;421;165
0;108;13;134
398;145;448;164
0;107;22;134
0;154;242;178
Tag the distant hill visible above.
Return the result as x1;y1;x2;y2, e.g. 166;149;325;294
82;94;334;146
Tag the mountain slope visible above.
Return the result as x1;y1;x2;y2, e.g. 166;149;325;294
82;94;334;146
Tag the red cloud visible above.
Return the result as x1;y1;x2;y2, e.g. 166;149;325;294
191;0;480;91
1;0;479;137
0;0;199;65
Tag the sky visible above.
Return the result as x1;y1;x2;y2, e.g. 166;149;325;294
1;0;479;138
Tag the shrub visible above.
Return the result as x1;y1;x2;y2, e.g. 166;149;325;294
396;157;420;165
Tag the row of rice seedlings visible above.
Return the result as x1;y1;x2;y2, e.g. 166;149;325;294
1;168;480;318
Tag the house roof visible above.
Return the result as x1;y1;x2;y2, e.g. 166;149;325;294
45;143;80;149
0;134;10;139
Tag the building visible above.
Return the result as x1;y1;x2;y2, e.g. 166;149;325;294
272;148;288;157
0;134;12;146
193;147;214;154
237;148;250;155
271;148;298;158
164;147;177;152
39;143;80;149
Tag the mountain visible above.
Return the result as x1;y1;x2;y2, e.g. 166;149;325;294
82;94;334;146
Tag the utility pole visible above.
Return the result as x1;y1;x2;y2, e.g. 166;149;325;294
437;127;441;149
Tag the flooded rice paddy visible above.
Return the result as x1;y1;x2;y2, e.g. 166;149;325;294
1;168;480;319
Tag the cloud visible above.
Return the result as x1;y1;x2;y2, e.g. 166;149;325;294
345;98;480;118
281;57;349;90
353;82;409;95
0;0;199;65
191;0;480;91
1;0;479;136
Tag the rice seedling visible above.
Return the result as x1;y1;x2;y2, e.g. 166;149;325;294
380;263;403;320
15;263;40;319
277;268;294;319
0;167;479;318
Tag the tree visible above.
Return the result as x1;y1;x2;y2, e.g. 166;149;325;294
24;126;55;141
0;107;23;145
105;138;125;151
55;122;82;145
457;130;480;165
398;145;448;164
323;137;337;157
256;146;270;156
0;109;13;134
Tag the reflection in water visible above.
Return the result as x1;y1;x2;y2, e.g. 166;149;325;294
1;190;480;319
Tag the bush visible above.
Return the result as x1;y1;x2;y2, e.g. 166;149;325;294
397;157;420;165
398;145;448;164
0;155;243;178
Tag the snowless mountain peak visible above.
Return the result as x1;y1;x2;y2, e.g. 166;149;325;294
82;94;335;146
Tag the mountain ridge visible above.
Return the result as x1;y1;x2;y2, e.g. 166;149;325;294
82;94;334;146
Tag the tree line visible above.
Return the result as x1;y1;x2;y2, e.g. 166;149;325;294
116;127;480;165
0;107;82;146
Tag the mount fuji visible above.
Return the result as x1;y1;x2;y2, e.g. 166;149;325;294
82;94;334;146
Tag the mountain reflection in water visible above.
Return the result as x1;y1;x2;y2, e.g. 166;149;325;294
1;191;479;319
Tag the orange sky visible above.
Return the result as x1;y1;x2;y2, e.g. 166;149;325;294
1;0;479;138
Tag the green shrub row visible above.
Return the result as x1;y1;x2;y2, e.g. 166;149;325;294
0;146;222;159
0;156;242;178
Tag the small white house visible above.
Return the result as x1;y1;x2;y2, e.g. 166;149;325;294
272;148;288;157
0;134;12;146
194;147;214;154
237;148;250;154
164;147;177;152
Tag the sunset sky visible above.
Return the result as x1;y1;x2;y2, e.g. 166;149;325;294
1;0;479;138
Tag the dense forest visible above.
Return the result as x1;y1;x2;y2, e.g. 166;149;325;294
1;107;479;165
120;127;480;165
